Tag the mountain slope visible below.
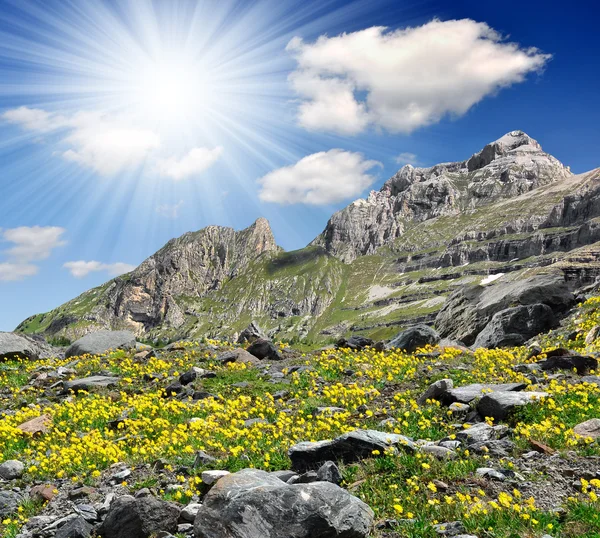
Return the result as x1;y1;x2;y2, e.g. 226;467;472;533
17;132;600;344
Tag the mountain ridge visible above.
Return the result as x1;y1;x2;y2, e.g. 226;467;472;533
17;131;600;344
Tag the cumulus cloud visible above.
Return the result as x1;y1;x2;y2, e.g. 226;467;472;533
63;260;136;278
2;107;220;177
156;200;184;219
0;226;66;281
258;149;381;205
156;146;223;180
395;152;420;166
287;19;551;135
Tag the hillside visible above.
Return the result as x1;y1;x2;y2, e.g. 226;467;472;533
16;131;600;345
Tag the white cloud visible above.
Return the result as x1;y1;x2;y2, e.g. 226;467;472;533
64;260;136;278
3;226;66;262
0;226;66;282
287;19;551;135
2;106;65;132
156;200;184;219
3;107;220;177
156;146;223;180
0;263;38;282
395;152;419;166
258;149;381;205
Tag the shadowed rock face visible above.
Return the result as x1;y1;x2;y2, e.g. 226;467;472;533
311;131;572;262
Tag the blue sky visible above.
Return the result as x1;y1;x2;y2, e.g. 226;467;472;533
0;0;599;331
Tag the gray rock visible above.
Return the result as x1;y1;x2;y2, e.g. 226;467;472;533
420;445;457;459
214;348;259;365
585;325;600;345
193;468;373;538
316;461;343;485
581;376;600;387
477;391;548;420
55;516;93;538
473;304;557;349
573;418;600;439
270;470;297;483
237;322;265;344
99;495;180;538
539;354;598;375
417;378;453;405
336;336;373;350
246;339;282;361
201;470;230;485
0;490;22;517
62;375;120;394
444;383;526;404
0;459;25;480
66;331;136;359
476;468;506;481
388;324;440;352
193;450;217;467
433;521;466;536
0;332;54;361
180;503;202;523
455;423;504;445
289;429;416;472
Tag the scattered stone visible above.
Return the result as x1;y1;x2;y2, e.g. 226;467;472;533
30;484;57;502
65;330;136;359
585;325;600;345
433;521;466;536
0;490;22;517
539;354;598;375
417;378;453;405
316;461;343;485
17;414;52;435
573;418;600;439
0;459;25;479
271;470;297;483
246;339;282;361
99;495;180;538
55;516;93;538
476;468;506;481
62;376;120;394
387;324;440;352
289;429;416;472
193;468;373;538
201;470;230;485
477;391;548;420
581;375;600;387
455;423;504;445
336;335;374;351
448;402;470;416
420;445;457;459
193;450;217;467
180;503;202;522
179;370;197;385
214;348;259;365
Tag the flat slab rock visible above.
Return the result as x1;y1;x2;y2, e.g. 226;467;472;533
288;429;416;472
443;382;527;404
477;391;548;420
194;468;373;538
62;375;120;394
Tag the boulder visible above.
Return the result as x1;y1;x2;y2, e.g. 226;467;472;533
336;336;374;351
55;516;93;538
573;418;600;439
246;339;282;361
435;273;575;346
62;376;120;394
0;490;22;517
237;322;265;344
417;379;453;405
454;423;506;445
193;468;373;538
99;495;180;538
316;461;343;485
66;330;136;358
473;304;556;349
0;332;54;361
387;324;440;352
477;391;548;420
17;414;52;435
288;429;415;472
214;348;259;365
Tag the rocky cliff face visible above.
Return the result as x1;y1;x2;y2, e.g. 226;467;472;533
18;218;281;338
312;131;572;262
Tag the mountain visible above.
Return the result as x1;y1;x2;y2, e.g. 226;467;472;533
17;131;600;344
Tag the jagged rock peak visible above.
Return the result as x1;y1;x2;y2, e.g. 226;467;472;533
313;131;572;262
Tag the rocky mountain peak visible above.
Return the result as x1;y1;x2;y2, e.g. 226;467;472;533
312;131;572;262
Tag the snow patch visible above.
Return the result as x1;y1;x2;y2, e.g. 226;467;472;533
481;273;505;285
